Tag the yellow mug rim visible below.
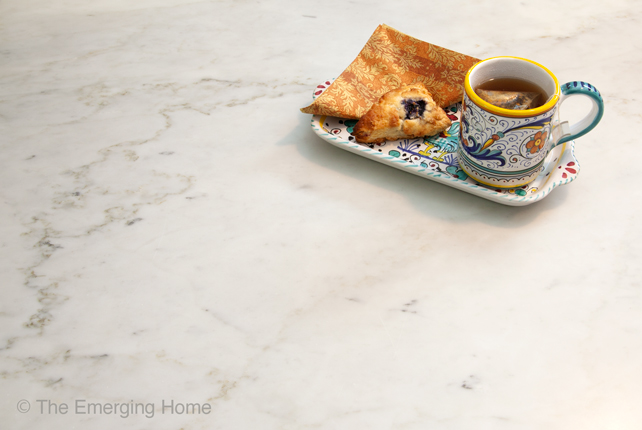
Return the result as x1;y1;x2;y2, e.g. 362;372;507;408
464;56;560;118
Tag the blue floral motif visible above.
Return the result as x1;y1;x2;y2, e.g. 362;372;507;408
445;165;468;180
397;139;423;153
461;135;507;166
344;119;358;133
425;122;460;152
442;153;458;167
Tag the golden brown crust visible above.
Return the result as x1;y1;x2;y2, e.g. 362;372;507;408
351;84;451;144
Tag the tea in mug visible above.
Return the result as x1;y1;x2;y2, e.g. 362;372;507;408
474;77;548;110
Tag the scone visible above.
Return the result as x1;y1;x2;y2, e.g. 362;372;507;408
351;84;451;144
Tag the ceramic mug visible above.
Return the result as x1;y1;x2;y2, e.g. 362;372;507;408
457;56;604;188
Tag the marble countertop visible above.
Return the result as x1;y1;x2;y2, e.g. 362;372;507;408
2;0;641;428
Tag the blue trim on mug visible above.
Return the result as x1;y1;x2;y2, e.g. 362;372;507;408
556;81;604;146
457;148;545;176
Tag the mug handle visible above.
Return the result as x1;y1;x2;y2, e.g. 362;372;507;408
552;81;604;147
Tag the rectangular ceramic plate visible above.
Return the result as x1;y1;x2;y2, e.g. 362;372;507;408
309;80;579;206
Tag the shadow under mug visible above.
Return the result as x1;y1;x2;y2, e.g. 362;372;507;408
457;56;604;188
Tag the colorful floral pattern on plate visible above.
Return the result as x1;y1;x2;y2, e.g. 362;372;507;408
309;80;580;206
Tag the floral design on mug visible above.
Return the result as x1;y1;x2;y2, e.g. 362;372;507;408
526;130;548;154
459;133;507;166
482;132;505;150
460;91;556;171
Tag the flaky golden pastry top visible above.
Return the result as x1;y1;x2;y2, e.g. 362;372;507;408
352;83;451;144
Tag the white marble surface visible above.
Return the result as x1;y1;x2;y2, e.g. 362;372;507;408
1;0;641;428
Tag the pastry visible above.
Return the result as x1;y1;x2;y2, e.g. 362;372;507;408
351;84;451;144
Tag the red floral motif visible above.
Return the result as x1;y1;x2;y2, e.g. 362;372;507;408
557;161;577;179
314;81;332;96
526;131;548;154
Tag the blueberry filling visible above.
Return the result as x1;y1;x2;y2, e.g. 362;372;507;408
402;99;426;120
